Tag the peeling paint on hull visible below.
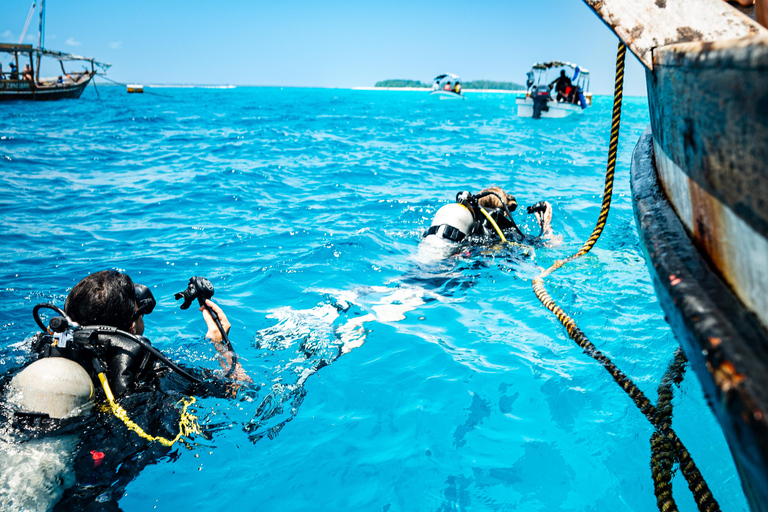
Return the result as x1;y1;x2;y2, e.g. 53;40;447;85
582;0;765;69
648;36;768;334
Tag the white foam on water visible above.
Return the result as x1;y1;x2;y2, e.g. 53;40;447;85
0;432;78;512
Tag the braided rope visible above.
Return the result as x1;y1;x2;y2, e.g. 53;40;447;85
651;348;688;512
531;42;719;512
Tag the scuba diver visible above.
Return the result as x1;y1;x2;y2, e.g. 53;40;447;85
0;270;249;511
422;185;555;248
413;184;559;281
332;185;559;354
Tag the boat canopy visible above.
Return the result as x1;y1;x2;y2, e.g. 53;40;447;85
530;61;589;77
0;43;110;70
432;73;460;85
525;61;590;92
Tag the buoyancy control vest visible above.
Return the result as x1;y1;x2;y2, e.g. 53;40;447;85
33;329;156;398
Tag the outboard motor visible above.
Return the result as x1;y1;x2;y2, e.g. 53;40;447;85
532;85;551;119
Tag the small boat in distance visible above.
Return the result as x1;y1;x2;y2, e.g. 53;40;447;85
516;61;592;118
430;73;464;100
0;1;109;101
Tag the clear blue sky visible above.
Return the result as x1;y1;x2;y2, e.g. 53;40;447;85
2;0;647;96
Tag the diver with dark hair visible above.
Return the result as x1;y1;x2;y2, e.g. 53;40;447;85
1;270;249;511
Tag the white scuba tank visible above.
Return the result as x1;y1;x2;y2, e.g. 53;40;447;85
7;357;94;419
428;203;474;239
416;203;475;264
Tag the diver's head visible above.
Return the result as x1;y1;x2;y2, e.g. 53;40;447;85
64;270;153;334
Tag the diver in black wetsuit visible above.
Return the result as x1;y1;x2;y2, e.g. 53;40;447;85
422;185;556;247
1;270;249;511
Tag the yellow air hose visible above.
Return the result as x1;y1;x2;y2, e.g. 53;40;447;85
97;370;202;447
478;205;507;243
531;42;719;512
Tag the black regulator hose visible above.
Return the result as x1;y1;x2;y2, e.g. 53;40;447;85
85;326;202;384
196;298;238;379
33;303;78;332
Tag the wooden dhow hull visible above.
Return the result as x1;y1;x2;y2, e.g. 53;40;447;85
632;125;768;511
0;76;92;101
639;35;768;511
584;0;768;509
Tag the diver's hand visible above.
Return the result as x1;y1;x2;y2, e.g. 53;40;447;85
535;201;563;247
534;201;555;240
534;201;552;231
199;299;231;342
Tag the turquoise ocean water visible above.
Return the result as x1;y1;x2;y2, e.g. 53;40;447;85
0;86;749;511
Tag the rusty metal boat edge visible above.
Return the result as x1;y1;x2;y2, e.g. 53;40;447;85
583;0;768;509
632;127;768;511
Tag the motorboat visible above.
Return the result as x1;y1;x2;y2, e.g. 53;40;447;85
515;61;592;118
430;73;464;100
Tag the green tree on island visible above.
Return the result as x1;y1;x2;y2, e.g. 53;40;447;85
375;79;429;88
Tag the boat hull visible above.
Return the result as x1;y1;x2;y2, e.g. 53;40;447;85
429;90;464;100
632;125;768;512
647;36;768;332
515;96;583;118
633;35;768;510
0;76;92;101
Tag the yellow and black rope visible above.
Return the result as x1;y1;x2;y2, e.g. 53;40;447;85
531;42;719;512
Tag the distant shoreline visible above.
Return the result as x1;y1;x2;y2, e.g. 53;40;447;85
94;83;522;92
92;83;642;96
353;87;525;93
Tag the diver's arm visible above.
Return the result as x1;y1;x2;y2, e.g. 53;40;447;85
199;299;250;382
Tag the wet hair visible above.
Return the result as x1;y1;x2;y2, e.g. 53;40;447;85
64;270;136;330
478;185;517;212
